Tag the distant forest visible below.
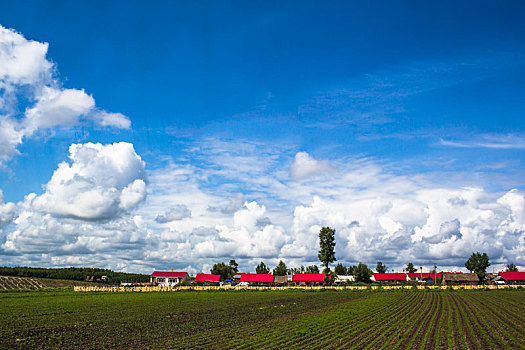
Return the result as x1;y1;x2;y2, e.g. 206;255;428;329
0;266;150;284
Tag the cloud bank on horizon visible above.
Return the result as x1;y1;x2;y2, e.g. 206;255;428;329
0;17;524;274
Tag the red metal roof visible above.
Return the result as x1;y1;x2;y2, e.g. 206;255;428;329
151;271;188;278
499;272;525;281
239;274;274;283
373;273;407;281
292;273;325;282
407;272;443;279
195;274;221;282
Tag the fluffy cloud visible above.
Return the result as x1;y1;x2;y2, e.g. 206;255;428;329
0;26;52;86
0;25;131;164
423;219;462;244
93;111;131;129
0;142;149;271
23;87;95;131
2;135;525;273
193;201;289;259
2;206;148;266
136;140;525;272
289;152;333;179
31;142;146;220
142;200;290;270
0;190;17;230
281;186;525;268
155;205;192;223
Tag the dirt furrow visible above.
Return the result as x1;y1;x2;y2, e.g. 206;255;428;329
449;293;478;350
456;293;500;349
461;293;524;349
348;292;430;349
423;292;443;350
404;292;438;350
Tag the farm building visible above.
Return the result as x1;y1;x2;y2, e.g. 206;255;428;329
485;273;497;280
273;275;289;286
195;274;221;284
497;272;525;285
442;272;479;286
150;271;190;286
292;273;325;286
407;272;443;282
372;273;408;283
239;273;274;286
233;273;245;281
334;275;355;284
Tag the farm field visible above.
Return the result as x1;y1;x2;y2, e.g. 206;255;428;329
1;289;525;349
0;276;97;290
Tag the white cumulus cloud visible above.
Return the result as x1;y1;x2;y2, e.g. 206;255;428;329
0;26;52;86
193;201;289;259
31;142;146;220
0;25;131;164
289;151;333;179
93;111;131;129
23;87;95;131
0;190;17;230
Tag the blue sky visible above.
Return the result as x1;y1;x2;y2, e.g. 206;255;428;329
0;1;524;273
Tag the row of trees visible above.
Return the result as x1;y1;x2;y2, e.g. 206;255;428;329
209;259;321;281
0;266;150;283
209;260;239;281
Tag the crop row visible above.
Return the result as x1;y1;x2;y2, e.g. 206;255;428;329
169;291;525;349
2;290;525;349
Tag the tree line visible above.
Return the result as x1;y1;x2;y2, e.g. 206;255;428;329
209;259;321;281
0;266;150;284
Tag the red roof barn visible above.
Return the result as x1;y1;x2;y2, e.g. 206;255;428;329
292;273;325;282
195;274;221;283
499;272;525;284
239;274;274;283
372;273;408;283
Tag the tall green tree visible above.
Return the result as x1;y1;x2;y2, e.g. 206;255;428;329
210;262;237;281
273;261;287;276
255;261;270;274
287;267;299;275
465;252;490;281
334;263;347;276
376;261;387;273
229;260;239;273
506;263;518;272
406;263;417;273
354;263;372;283
318;227;336;283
